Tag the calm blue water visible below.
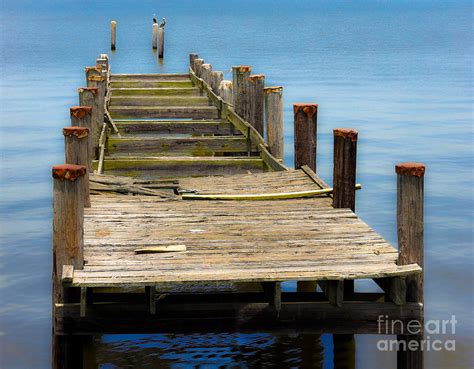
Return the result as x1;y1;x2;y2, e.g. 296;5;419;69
1;0;472;368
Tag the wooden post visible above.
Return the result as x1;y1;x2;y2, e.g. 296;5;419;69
78;87;99;155
264;86;284;160
70;106;94;161
111;21;116;50
396;162;425;369
333;128;358;212
96;56;109;94
85;66;105;149
211;71;224;94
189;53;198;72
152;24;158;49
194;59;204;78
232;66;252;122
158;27;164;58
248;74;265;136
63;127;90;208
201;64;212;85
293;103;318;171
52;164;86;369
219;80;233;105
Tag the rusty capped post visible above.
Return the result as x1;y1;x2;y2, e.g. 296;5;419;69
78;87;99;153
264;86;284;160
396;162;425;369
194;59;204;78
152;23;158;49
158;26;164;58
232;66;252;121
219;80;233;105
293;103;318;171
63;127;90;207
332;128;358;211
70;106;94;160
189;53;198;71
85;66;105;147
111;21;116;50
248;74;265;136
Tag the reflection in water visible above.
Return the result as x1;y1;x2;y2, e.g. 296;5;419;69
85;333;326;368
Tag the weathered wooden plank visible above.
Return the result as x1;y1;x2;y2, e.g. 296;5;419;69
92;156;266;177
107;136;257;156
109;96;210;106
109;106;219;119
110;87;201;96
114;120;237;136
110;80;193;88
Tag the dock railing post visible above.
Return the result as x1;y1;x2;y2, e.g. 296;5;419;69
232;66;252;122
219;80;233;105
189;53;198;72
211;71;224;95
52;164;86;369
293;103;318;172
70;106;94;161
194;59;204;78
201;64;212;86
158;26;164;58
96;56;109;95
85;66;106;148
111;21;116;50
63;127;91;208
152;23;158;49
248;74;265;136
78;87;100;156
396;162;425;369
264;86;284;160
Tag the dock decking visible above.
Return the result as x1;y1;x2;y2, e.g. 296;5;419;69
52;53;425;368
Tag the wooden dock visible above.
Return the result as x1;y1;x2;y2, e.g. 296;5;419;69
52;53;425;368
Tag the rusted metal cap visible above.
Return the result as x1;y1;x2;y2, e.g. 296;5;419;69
264;86;283;94
334;128;358;142
87;75;105;82
70;106;92;119
249;74;265;82
63;126;89;138
293;103;318;118
52;164;87;181
232;66;252;73
78;87;98;94
85;66;101;73
395;163;426;177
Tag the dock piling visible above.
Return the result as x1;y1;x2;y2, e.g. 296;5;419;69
189;53;198;72
70;106;94;160
158;27;164;58
78;87;99;155
211;71;224;95
63;127;91;207
248;74;265;136
264;86;284;160
232;66;252;122
332;128;358;211
152;23;158;49
293;103;318;172
396;162;425;369
201;64;212;85
194;59;204;78
111;21;116;50
219;80;233;105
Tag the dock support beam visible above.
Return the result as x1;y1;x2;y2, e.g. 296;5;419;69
232;66;252;122
111;21;116;50
293;103;318;172
264;86;284;160
396;162;425;369
52;164;87;369
63;127;91;208
248;74;265;136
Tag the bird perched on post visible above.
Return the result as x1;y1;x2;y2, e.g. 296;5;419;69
159;18;166;28
153;14;158;24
